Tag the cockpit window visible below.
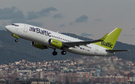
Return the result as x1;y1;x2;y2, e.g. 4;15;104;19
12;24;19;27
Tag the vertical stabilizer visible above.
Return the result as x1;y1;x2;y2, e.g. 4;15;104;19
94;28;122;50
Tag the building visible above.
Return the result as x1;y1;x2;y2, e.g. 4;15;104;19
13;78;50;84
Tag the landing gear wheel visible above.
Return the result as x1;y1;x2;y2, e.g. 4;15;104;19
15;39;18;42
61;51;66;55
52;51;57;56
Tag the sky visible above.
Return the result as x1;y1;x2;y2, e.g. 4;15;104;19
0;0;135;45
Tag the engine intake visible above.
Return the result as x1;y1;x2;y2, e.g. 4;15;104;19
48;39;63;49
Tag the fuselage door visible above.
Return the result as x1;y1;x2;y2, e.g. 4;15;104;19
24;25;28;33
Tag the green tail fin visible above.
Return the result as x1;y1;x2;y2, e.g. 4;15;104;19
94;28;122;50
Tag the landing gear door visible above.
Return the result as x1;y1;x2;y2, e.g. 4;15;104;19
24;25;28;33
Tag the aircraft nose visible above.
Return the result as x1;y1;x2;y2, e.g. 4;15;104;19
5;25;10;31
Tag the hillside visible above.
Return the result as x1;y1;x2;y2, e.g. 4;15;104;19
0;30;134;64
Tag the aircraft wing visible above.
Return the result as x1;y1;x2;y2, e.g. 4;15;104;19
63;33;108;47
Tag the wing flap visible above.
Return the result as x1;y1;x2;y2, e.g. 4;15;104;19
63;33;108;47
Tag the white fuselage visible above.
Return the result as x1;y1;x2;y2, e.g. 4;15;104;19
5;23;114;56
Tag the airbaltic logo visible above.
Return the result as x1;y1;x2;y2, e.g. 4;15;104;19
101;41;113;48
29;27;51;37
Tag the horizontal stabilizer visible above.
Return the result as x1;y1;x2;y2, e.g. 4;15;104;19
106;49;129;53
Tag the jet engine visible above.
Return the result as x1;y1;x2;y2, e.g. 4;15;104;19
48;39;63;49
31;42;48;50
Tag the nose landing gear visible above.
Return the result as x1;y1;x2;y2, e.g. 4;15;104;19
15;39;19;42
12;34;19;42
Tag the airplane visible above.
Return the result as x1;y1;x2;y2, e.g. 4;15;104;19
5;23;128;56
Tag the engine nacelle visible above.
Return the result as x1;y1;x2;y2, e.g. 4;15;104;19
48;39;63;49
31;42;47;50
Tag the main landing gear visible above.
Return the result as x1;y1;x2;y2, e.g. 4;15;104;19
61;51;66;55
52;49;57;56
52;49;66;56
